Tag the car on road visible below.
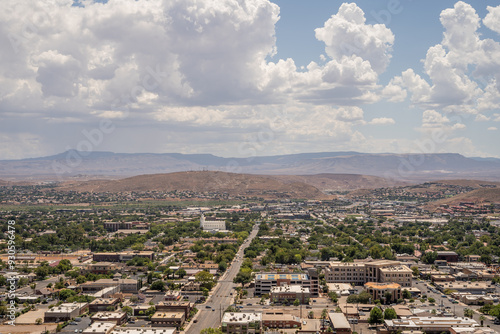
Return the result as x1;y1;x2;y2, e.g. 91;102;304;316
247;303;252;306
205;305;211;309
494;319;500;325
306;306;312;309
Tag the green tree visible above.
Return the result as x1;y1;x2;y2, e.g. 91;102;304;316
58;289;76;301
176;268;187;278
402;289;411;299
464;308;474;319
422;251;437;264
384;292;393;304
200;329;223;334
369;307;384;324
122;306;133;316
383;308;397;320
293;299;300;306
150;280;166;291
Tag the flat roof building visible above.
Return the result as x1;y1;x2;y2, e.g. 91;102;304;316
222;312;262;333
83;322;116;334
151;312;185;328
91;311;128;325
325;260;412;287
255;268;319;297
385;316;479;333
44;302;89;323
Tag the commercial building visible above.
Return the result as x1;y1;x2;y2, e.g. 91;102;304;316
91;311;128;325
327;283;356;296
270;285;310;304
151;311;185;328
254;269;319;297
44;302;89;322
384;316;479;333
262;313;301;329
89;298;121;313
434;282;495;295
93;251;154;262
222;312;262;333
200;214;226;231
364;282;402;303
325;260;412;287
436;251;459;263
79;278;141;293
83;262;124;275
328;312;352;334
156;301;193;319
110;328;175;334
104;221;150;232
83;322;116;334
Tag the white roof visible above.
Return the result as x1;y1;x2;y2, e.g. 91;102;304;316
223;312;262;324
111;328;175;334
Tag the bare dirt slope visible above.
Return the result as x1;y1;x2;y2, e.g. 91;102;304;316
57;171;330;199
272;173;408;191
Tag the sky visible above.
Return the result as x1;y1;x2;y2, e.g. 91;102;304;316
1;0;500;160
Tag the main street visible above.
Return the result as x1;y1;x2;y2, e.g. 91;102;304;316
186;224;259;333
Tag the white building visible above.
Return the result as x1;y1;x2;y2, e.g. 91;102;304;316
222;312;262;333
110;328;175;334
385;316;479;333
200;215;226;231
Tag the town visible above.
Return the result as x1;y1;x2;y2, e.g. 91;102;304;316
1;183;500;334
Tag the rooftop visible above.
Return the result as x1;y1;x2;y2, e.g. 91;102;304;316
365;282;401;289
255;273;308;281
222;312;262;324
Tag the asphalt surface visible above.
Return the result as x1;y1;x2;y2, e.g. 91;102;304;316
186;224;259;333
417;279;500;330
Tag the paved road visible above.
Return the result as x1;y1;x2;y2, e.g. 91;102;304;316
186;224;259;333
417;279;500;330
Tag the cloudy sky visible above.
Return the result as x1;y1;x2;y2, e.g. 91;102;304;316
1;0;500;160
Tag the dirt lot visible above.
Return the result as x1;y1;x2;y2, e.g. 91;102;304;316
15;307;48;325
0;324;57;334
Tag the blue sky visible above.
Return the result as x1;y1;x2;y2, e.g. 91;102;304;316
0;0;499;160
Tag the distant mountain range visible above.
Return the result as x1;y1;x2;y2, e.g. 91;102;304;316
1;150;500;182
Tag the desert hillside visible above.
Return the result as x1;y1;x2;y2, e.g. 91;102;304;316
56;171;329;200
272;174;407;191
